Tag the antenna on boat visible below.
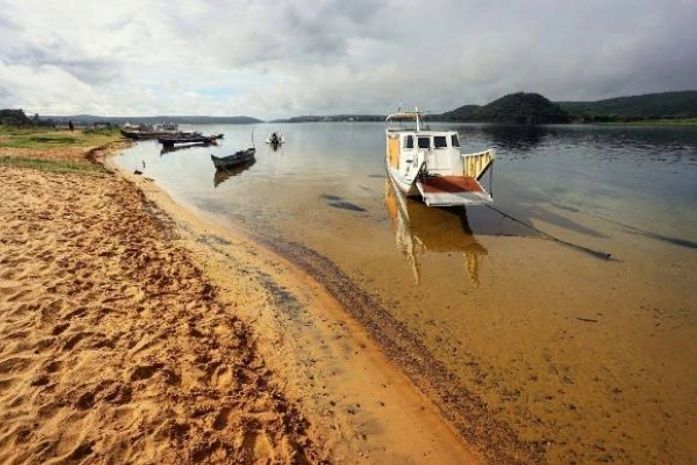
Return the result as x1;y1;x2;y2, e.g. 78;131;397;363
251;127;255;149
415;106;420;132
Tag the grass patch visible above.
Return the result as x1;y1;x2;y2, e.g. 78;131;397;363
0;155;105;175
0;125;123;149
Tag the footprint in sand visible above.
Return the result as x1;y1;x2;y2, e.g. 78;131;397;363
130;363;164;382
240;431;276;465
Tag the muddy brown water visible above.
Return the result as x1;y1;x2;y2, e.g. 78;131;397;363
118;123;697;465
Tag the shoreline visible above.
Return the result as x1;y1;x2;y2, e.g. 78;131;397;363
105;147;546;464
0;127;491;465
0;138;329;464
105;151;486;464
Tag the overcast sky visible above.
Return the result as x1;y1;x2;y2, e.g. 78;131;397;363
0;0;695;119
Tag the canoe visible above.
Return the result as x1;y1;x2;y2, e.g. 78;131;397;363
158;133;222;147
211;148;256;170
121;129;182;140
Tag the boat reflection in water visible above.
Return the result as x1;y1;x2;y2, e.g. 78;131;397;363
212;160;256;188
384;179;488;285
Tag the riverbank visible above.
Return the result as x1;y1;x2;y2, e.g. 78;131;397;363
0;133;328;464
0;128;482;464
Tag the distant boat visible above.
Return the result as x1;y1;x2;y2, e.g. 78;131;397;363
211;148;256;170
385;108;495;207
265;131;285;145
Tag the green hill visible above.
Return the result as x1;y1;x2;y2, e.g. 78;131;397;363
437;104;481;121
557;90;697;122
435;93;570;124
40;114;263;125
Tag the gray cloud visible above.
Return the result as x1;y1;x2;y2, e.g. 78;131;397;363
0;0;695;118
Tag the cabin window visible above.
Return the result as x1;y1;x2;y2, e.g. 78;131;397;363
434;136;447;148
418;137;430;149
403;135;414;149
451;134;460;147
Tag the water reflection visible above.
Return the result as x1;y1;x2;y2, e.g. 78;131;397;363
384;180;487;285
213;160;256;187
480;124;552;151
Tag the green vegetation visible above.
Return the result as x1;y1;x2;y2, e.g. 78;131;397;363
435;104;480;121
433;90;697;125
0;155;105;174
273;114;385;123
435;93;570;124
557;91;697;122
0;109;32;126
0;125;122;150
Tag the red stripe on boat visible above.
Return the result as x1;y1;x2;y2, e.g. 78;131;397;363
419;176;483;194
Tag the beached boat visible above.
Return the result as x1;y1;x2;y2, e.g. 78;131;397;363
385;108;494;207
211;148;256;170
120;123;183;140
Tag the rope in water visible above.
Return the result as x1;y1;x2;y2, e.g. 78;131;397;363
484;204;613;260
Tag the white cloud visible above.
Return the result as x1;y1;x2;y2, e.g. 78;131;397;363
0;0;695;119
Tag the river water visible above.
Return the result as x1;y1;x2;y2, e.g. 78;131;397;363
118;123;697;465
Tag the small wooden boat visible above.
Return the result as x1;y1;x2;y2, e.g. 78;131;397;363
121;129;180;140
160;142;212;154
385;108;495;207
211;148;256;170
158;133;222;147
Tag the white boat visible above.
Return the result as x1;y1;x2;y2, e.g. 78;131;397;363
385;108;495;207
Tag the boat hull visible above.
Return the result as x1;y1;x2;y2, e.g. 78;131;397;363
211;148;256;170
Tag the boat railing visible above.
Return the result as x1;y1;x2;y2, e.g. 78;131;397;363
385;107;423;132
462;148;495;179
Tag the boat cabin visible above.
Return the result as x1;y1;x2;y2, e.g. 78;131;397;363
387;129;466;178
385;108;495;206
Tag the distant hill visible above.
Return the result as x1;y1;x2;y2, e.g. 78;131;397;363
272;114;384;123
40;115;263;125
557;90;697;121
436;104;481;121
434;93;570;124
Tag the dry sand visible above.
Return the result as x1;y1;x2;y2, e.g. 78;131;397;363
0;142;481;464
0;147;328;464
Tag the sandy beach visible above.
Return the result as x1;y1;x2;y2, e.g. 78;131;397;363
0;139;329;464
0;132;483;464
